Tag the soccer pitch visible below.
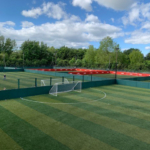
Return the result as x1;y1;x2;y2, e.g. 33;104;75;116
0;85;150;150
0;72;81;90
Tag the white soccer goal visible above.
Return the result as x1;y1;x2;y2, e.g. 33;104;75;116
49;81;82;96
41;78;69;86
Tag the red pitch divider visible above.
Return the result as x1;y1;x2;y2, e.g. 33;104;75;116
29;68;150;77
110;71;150;77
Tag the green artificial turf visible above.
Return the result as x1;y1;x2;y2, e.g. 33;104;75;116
0;85;150;150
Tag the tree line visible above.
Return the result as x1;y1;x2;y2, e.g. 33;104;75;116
0;35;150;71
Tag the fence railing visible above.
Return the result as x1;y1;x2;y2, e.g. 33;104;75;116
0;79;115;101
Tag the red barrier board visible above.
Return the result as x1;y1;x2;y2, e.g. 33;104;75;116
29;68;150;77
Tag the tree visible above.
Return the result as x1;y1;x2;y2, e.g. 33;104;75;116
83;45;96;67
0;35;5;53
123;48;139;55
128;50;144;70
145;52;150;60
69;58;76;66
95;36;120;67
129;50;144;65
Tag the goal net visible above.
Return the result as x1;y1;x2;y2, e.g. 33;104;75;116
41;78;69;86
49;81;82;96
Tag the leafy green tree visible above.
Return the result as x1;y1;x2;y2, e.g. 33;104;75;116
95;36;120;68
83;45;96;67
69;58;76;66
145;53;150;60
129;50;144;65
0;35;5;53
75;59;82;67
123;48;139;55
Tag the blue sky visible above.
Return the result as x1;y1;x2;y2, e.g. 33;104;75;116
1;0;150;55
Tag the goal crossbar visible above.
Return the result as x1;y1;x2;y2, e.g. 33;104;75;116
49;81;82;96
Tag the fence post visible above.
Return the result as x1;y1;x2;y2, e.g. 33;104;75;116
35;78;37;87
50;77;52;86
82;75;84;82
91;74;92;81
18;79;20;89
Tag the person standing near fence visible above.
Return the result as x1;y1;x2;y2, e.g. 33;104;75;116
3;74;6;80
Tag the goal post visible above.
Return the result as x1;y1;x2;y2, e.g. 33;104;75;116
49;81;82;96
41;78;69;86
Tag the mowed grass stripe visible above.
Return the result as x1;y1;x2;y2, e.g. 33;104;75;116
82;88;150;122
45;89;150;131
1;100;117;150
17;97;150;150
0;128;23;150
92;85;150;106
0;104;70;150
102;85;150;101
112;84;150;93
95;88;150;114
85;87;150;111
34;94;150;145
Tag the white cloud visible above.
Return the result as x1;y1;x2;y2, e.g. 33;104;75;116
22;2;67;19
125;30;150;44
145;46;150;50
21;21;34;28
122;3;150;26
85;14;99;22
42;2;67;19
72;0;135;11
72;0;92;11
22;7;42;18
94;0;135;11
0;16;123;48
0;21;15;28
141;22;150;30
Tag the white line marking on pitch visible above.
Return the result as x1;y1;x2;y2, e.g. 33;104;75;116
20;89;106;105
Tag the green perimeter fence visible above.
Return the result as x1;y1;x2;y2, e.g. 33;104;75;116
0;79;115;101
117;79;150;89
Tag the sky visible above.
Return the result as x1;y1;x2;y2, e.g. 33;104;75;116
1;0;150;55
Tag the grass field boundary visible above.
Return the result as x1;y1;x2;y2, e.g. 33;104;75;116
0;79;114;101
20;88;106;104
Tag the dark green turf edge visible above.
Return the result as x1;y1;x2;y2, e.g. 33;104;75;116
0;105;70;150
17;98;150;150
